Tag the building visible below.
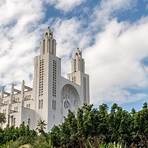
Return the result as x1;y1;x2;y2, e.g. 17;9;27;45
0;27;89;131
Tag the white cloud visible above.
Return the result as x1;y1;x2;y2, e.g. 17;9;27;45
0;0;44;27
0;0;147;107
84;19;148;105
52;18;91;58
0;0;87;88
46;0;86;12
0;0;44;86
50;0;148;105
91;0;137;28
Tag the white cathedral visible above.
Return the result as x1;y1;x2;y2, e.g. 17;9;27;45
0;27;89;131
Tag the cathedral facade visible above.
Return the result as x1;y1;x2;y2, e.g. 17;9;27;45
0;27;89;131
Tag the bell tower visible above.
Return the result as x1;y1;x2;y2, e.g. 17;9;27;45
68;48;89;104
71;48;85;73
33;27;61;131
40;27;56;56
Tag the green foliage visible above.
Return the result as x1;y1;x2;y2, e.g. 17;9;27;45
50;103;148;147
36;119;47;135
0;102;148;147
0;113;6;124
143;102;148;109
0;122;37;147
32;135;51;148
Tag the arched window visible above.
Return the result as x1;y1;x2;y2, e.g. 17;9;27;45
43;39;45;54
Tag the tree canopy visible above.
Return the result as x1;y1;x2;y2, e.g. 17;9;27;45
50;103;148;148
0;102;148;148
0;113;6;124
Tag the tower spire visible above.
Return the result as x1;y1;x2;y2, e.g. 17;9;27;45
71;48;85;73
40;27;56;56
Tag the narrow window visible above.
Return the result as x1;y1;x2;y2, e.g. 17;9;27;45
41;100;43;109
14;118;16;126
28;118;30;127
38;100;40;109
52;100;56;110
52;60;57;97
39;99;43;109
39;59;44;96
26;104;30;108
43;39;45;54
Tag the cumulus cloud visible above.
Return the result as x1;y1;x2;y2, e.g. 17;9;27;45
0;0;147;107
0;0;85;87
0;0;45;87
52;15;148;105
51;18;91;57
50;0;148;105
46;0;86;12
84;19;148;105
91;0;137;30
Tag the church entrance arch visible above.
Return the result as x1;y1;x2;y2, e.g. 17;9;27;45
61;84;80;117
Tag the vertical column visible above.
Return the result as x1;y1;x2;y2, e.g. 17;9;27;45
45;35;48;54
21;80;25;107
11;84;14;104
1;87;4;99
52;39;56;55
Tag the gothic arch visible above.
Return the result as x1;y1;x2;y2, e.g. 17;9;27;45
61;84;80;116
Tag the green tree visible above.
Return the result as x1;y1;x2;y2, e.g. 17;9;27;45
77;107;85;148
50;126;61;147
65;110;78;147
131;108;136;115
132;106;148;147
118;110;132;147
109;103;120;144
0;113;6;125
142;102;148;109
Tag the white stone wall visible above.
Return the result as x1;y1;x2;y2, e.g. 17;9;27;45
21;107;36;129
0;104;9;128
0;28;90;132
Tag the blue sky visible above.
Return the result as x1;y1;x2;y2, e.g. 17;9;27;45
0;0;148;111
45;0;148;22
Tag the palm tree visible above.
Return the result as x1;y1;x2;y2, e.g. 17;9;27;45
36;119;47;135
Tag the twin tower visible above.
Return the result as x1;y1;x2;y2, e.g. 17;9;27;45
0;27;89;131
